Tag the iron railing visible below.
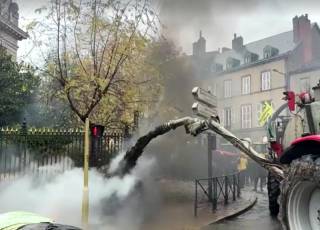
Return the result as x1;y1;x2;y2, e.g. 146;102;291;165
0;127;126;182
194;173;240;217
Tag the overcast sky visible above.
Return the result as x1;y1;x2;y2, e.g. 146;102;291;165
15;0;320;58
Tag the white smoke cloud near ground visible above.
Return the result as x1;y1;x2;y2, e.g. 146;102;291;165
0;154;158;230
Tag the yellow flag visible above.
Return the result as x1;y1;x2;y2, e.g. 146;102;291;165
259;102;273;126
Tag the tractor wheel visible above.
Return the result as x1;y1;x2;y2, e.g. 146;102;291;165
267;172;280;216
279;156;320;230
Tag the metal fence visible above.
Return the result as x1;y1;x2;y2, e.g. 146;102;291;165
0;126;126;182
194;173;240;217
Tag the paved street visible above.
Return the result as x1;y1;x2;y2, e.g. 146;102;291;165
141;182;256;230
205;190;282;230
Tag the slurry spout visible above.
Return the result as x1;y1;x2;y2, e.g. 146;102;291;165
111;117;200;176
109;116;284;181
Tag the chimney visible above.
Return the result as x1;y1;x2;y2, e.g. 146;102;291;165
192;30;206;56
232;33;244;52
292;14;312;63
293;14;311;43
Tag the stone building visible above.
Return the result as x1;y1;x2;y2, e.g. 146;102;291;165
290;63;320;93
0;0;28;58
191;14;320;144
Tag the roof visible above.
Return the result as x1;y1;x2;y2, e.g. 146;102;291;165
214;30;296;70
0;15;28;40
245;31;295;59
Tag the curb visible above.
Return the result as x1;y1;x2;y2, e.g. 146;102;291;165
207;196;258;226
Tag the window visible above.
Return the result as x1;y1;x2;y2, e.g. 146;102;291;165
241;104;252;129
261;71;271;91
242;75;251;95
244;55;251;64
300;77;310;92
224;80;232;98
263;51;271;59
224;108;232;129
211;63;223;73
263;46;279;59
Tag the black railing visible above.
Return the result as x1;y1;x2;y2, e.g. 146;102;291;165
0;127;127;182
194;173;240;217
0;127;84;181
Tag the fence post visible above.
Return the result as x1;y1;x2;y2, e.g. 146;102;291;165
194;179;198;217
233;174;236;201
207;134;215;202
224;175;228;204
213;177;217;211
21;118;27;173
21;118;27;134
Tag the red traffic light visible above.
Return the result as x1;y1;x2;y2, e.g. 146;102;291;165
92;127;98;136
90;124;104;137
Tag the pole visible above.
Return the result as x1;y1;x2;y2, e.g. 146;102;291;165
194;180;198;217
207;133;216;201
82;118;90;229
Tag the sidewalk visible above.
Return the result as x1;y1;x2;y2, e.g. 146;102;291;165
141;187;257;230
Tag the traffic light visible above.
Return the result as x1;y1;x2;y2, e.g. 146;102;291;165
90;124;104;138
90;124;105;167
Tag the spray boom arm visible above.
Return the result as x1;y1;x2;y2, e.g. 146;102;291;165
184;118;285;180
113;116;284;181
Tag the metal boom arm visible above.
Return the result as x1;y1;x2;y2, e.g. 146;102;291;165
185;118;285;180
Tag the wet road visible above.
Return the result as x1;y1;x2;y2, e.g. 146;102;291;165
205;191;282;230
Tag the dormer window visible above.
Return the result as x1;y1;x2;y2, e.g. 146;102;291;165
211;63;223;72
263;46;279;59
226;57;240;70
244;55;251;64
264;51;270;59
244;52;259;64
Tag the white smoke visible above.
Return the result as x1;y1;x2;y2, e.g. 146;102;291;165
0;154;158;230
107;151;126;174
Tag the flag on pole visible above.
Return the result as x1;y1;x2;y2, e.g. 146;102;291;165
259;101;273;126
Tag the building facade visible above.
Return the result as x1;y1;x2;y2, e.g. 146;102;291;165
290;64;320;93
0;0;27;58
192;14;320;144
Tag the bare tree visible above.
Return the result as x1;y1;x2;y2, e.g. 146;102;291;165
31;0;160;126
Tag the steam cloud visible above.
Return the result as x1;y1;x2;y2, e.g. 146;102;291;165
159;0;320;53
0;155;159;230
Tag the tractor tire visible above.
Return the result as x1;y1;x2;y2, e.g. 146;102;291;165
279;155;320;230
267;172;280;216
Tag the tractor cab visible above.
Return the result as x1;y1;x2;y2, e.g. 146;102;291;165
268;80;320;164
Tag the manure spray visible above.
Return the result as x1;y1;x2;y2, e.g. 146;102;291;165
0;117;199;229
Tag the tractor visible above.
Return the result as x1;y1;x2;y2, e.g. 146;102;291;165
264;81;320;230
118;81;320;229
178;81;320;230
